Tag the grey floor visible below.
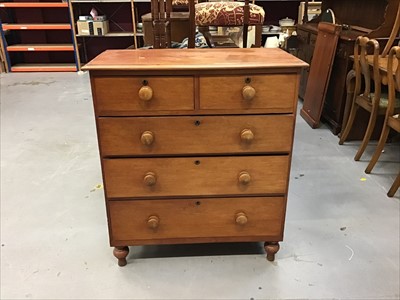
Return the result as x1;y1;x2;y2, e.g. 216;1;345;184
1;72;399;300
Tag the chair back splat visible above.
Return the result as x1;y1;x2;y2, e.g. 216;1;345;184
151;0;195;48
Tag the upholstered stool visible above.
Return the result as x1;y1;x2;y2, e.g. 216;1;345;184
195;1;265;48
172;0;189;11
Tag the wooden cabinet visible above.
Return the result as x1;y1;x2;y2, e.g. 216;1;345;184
83;48;307;266
0;0;78;72
296;0;400;138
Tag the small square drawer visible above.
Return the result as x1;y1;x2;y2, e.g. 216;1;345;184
199;74;297;112
109;197;285;243
92;76;194;115
103;155;290;199
97;115;294;156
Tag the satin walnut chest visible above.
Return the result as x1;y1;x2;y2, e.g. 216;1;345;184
83;48;307;266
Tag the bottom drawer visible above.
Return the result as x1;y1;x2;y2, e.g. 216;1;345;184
109;197;285;245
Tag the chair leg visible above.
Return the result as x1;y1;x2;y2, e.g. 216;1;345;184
354;107;379;161
198;26;214;48
387;172;400;197
340;70;356;135
339;102;359;145
242;24;249;48
254;25;262;48
365;124;392;173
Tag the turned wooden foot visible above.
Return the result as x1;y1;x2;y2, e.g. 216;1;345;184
113;246;129;267
264;242;280;261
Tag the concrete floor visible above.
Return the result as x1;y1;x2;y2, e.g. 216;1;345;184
0;72;399;300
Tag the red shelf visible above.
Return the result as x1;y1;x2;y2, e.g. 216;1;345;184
2;23;71;30
11;63;77;72
7;44;75;51
0;3;69;8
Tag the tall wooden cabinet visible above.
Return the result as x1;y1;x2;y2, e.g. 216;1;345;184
296;0;399;138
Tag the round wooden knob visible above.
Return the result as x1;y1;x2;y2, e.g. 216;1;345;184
141;131;154;146
235;212;248;225
242;85;256;101
143;172;157;186
147;215;159;229
240;129;254;142
138;85;153;101
238;171;251;185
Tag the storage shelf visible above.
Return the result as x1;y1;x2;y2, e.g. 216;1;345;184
0;1;78;72
71;0;132;2
7;44;75;51
0;3;69;8
72;0;300;2
76;32;134;37
2;23;72;30
11;63;77;72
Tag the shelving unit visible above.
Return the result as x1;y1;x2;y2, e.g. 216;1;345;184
0;0;78;72
70;0;137;69
70;0;304;69
0;0;307;72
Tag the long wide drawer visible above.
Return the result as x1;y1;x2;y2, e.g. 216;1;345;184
98;115;294;156
103;156;290;198
109;197;285;243
92;76;194;115
199;74;297;112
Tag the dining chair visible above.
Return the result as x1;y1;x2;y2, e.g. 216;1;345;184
365;46;400;197
338;37;398;161
339;3;400;159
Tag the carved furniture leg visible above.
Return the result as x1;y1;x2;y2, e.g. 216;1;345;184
113;246;129;267
339;71;358;145
198;26;214;48
340;69;356;137
264;242;280;261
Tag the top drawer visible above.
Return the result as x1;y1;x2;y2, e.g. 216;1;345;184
92;76;194;115
199;74;297;112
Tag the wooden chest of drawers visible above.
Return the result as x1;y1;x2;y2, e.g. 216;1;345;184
83;48;307;266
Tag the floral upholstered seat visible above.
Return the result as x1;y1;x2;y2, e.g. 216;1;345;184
195;1;265;26
172;0;189;6
194;1;265;48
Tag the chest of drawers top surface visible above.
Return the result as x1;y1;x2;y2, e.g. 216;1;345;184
82;48;308;72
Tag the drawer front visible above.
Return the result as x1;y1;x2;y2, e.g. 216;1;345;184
93;76;194;114
103;156;289;198
199;74;297;112
98;115;294;156
109;197;285;242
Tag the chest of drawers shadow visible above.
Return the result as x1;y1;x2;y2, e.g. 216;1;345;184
83;48;308;266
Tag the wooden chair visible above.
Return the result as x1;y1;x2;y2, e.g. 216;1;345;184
194;0;265;48
339;37;395;161
151;0;195;48
339;3;400;158
365;46;400;197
